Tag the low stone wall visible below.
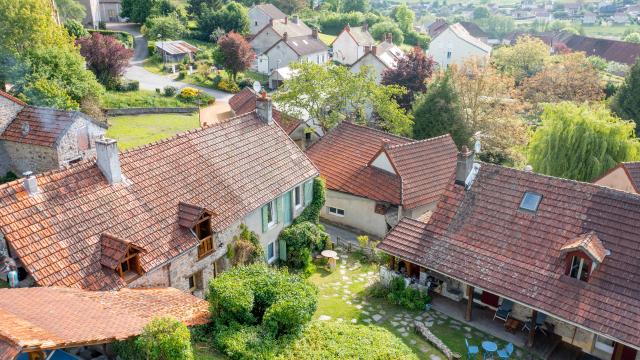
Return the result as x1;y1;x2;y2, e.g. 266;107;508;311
104;107;199;116
415;321;458;360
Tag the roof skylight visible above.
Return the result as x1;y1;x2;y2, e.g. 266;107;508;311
519;191;542;212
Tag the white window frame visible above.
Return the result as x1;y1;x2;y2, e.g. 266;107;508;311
267;201;276;228
294;186;302;208
267;241;276;262
328;206;345;217
569;256;588;280
594;335;614;354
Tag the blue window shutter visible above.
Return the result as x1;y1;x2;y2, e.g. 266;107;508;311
261;205;268;233
304;180;313;205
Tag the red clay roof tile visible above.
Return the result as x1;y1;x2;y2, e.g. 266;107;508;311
228;88;302;135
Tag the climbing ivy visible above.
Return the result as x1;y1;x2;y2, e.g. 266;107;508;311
292;177;326;225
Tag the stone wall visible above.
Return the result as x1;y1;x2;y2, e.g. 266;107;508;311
3;142;59;175
0;96;25;176
104;107;199;116
57;116;106;166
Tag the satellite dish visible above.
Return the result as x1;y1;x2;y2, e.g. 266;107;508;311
252;81;262;93
474;140;481;153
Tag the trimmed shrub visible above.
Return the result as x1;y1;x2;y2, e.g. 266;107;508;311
163;86;177;97
115;80;139;92
386;276;431;311
113;317;193;360
178;87;199;101
278;221;330;271
87;29;134;48
217;79;241;93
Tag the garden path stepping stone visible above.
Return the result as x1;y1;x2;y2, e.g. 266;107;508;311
464;326;471;331
390;321;398;326
430;355;442;360
362;310;369;315
318;315;331;321
355;305;363;309
351;319;357;323
410;340;417;345
425;321;433;327
420;348;429;353
346;301;352;304
372;314;382;322
363;318;372;323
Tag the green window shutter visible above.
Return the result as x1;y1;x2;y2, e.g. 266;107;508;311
304;180;313;205
276;196;284;223
279;240;287;261
261;205;268;233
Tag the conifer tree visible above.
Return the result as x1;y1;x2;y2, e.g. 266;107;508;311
611;59;640;134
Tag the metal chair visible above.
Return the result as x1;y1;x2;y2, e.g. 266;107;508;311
493;299;514;322
497;343;514;359
465;339;480;359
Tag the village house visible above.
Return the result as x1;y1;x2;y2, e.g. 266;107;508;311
256;29;328;75
593;162;640;194
77;0;123;27
250;15;312;58
305;122;458;238
556;33;640;66
427;23;492;68
611;12;629;24
248;3;287;36
155;40;199;64
331;24;376;66
583;11;598;24
0;96;318;298
350;34;405;84
378;152;640;360
0;91;107;178
0;287;209;360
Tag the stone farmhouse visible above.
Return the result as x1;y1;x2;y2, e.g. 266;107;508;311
248;3;287;36
77;0;123;28
305;122;458;238
0;97;318;298
427;23;492;68
0;287;209;360
0;91;107;178
593;162;640;195
332;24;376;66
378;154;640;360
350;34;405;84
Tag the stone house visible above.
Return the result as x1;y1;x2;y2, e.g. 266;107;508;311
0;91;107;178
379;158;640;360
583;11;598;24
248;3;287;36
350;34;405;84
0;96;318;298
250;15;313;58
77;0;123;27
427;23;492;68
331;24;376;66
593;162;640;194
305;122;458;238
255;29;328;75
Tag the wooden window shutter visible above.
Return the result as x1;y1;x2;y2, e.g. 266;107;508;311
276;196;284;223
304;180;313;205
261;205;268;233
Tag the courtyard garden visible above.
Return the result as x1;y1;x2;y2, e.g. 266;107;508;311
106;113;200;150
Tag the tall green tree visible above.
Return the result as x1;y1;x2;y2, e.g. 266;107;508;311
528;103;640;181
54;0;86;22
412;72;470;146
393;3;415;33
611;59;640;134
195;1;249;39
341;0;369;12
143;13;187;40
273;62;412;135
370;21;404;44
492;35;549;82
121;0;158;24
187;0;222;15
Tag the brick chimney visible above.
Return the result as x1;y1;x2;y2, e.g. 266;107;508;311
386;32;393;44
96;138;122;184
292;15;299;24
371;45;377;55
455;146;474;186
312;28;318;39
283;32;288;42
363;23;368;31
284;16;288;24
22;171;38;196
256;92;273;124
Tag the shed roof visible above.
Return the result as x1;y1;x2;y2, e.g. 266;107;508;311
155;40;198;55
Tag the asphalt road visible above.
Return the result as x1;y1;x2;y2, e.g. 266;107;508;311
107;23;233;101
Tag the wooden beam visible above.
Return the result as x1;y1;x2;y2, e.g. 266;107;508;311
528;309;537;347
465;285;474;321
613;342;624;360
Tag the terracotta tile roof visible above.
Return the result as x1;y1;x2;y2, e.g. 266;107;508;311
177;202;211;228
379;163;640;348
0;106;105;147
622;162;640;192
0;287;210;354
334;26;375;46
0;338;19;360
282;35;328;57
0;90;26;106
0;112;318;290
560;231;608;264
228;89;302;135
560;33;640;65
306;122;457;208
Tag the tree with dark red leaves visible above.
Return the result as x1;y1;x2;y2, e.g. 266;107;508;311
381;47;435;110
216;32;256;82
77;33;133;88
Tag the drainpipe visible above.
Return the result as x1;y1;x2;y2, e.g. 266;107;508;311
166;262;172;287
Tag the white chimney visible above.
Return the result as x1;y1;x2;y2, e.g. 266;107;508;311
292;15;299;24
96;138;122;184
256;92;273;124
455;146;474;186
22;171;38;196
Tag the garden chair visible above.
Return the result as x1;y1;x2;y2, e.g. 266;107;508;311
497;343;514;359
493;299;514;322
465;339;479;359
522;312;548;335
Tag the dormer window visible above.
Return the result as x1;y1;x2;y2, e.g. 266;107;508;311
194;214;214;258
100;234;145;282
568;255;591;281
117;248;142;280
178;202;216;260
519;191;542;212
560;231;608;283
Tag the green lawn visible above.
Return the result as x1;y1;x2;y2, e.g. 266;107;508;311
101;90;194;109
581;24;640;39
0;281;8;289
318;33;336;46
106;113;200;150
308;249;536;360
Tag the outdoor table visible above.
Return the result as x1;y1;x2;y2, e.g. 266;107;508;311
321;250;338;270
482;341;498;360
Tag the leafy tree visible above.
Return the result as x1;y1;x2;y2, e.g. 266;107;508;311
449;58;529;164
611;59;640;134
64;19;89;39
270;0;309;13
624;32;640;44
187;0;222;15
473;6;490;19
273;62;412;135
404;30;430;49
412;72;470;146
475;14;514;39
341;0;369;12
143;13;187;40
370;20;404;45
381;47;435;110
121;0;158;24
293;177;325;225
113;317;194;360
492;35;550;82
521;53;604;104
216;32;255;81
529;103;640;181
393;3;415;33
77;32;134;88
55;0;86;22
196;1;249;39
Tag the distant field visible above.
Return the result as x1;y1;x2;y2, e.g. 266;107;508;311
582;24;640;39
106;113;200;150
